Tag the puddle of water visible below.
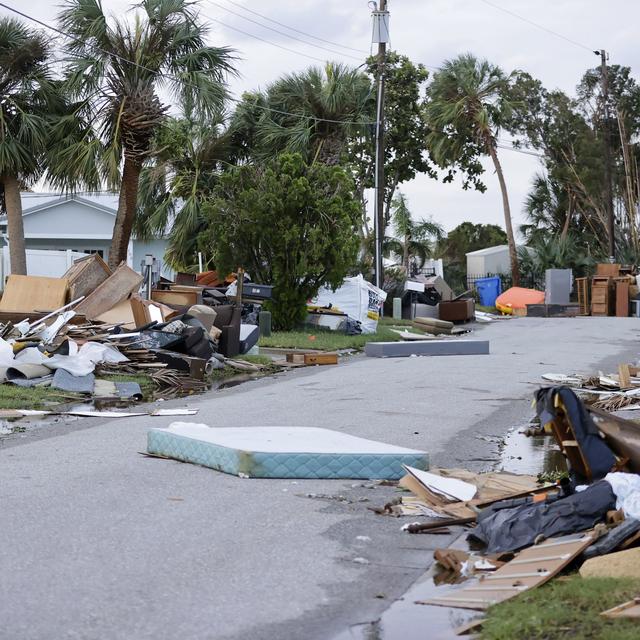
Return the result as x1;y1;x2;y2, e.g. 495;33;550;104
499;428;567;476
333;538;483;640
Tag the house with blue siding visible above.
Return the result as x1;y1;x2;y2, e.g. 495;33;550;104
0;193;175;279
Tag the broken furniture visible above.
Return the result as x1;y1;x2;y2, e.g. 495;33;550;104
438;298;474;323
365;340;489;358
591;275;614;316
147;424;429;479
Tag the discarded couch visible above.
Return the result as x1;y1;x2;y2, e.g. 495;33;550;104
469;480;617;553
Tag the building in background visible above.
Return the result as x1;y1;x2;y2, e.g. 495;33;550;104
0;193;174;280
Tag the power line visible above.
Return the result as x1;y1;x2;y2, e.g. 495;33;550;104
478;0;595;53
200;12;329;63
218;0;369;55
203;0;363;62
496;143;544;158
0;1;376;126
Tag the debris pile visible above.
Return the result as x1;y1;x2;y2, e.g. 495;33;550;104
0;255;276;410
382;386;640;616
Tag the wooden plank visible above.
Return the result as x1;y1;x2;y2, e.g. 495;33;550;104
600;598;640;619
74;262;143;320
63;254;111;300
596;263;621;277
619;364;631;389
0;275;68;312
304;353;338;365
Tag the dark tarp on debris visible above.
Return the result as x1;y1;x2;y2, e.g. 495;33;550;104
469;480;616;553
536;386;617;483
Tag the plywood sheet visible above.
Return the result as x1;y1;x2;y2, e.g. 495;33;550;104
0;275;68;312
75;262;143;320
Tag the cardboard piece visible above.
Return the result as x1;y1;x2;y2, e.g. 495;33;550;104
75;262;143;320
63;254;111;300
0;275;68;313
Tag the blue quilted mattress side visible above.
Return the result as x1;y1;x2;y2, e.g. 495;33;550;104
147;429;429;479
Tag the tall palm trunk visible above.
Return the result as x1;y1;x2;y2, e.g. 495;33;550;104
2;175;27;275
109;156;142;269
402;233;410;271
486;141;520;285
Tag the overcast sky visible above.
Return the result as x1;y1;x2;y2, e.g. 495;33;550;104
3;0;639;236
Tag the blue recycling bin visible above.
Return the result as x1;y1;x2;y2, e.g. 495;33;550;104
475;276;501;307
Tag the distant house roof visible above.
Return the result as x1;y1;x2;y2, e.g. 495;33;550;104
465;244;509;257
21;192;119;215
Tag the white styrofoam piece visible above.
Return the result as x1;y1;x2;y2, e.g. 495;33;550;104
162;423;425;455
403;465;477;501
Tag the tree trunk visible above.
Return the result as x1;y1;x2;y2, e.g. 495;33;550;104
109;156;142;270
487;141;520;286
2;175;27;275
403;234;410;271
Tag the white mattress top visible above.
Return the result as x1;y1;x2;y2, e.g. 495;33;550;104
156;423;426;455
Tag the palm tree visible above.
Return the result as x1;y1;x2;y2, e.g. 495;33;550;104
0;18;62;275
59;0;236;269
427;54;520;284
230;63;374;165
384;193;443;273
135;115;232;270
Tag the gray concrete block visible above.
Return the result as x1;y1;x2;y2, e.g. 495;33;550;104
365;339;490;358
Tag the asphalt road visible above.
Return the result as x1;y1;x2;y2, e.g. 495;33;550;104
1;317;638;640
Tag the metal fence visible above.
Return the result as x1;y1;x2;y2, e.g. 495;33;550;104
466;272;546;292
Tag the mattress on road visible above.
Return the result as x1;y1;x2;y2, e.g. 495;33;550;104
147;423;429;479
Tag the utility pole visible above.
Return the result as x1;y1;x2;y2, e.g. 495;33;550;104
599;49;615;261
371;1;389;290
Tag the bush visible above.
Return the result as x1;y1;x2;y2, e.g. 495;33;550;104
198;153;361;330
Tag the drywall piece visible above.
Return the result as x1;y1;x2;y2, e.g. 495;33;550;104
403;465;477;502
0;275;68;313
151;408;199;417
75;262;143;320
147;424;429;479
94;298;137;329
421;532;595;610
365;340;489;358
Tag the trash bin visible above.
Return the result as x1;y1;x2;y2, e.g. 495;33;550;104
475;276;502;307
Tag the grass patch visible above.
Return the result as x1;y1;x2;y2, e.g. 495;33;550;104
237;355;273;366
481;575;640;640
0;385;82;410
259;325;404;351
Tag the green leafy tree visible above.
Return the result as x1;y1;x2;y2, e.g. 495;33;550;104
198;153;361;330
439;221;508;266
518;235;597;280
59;0;235;269
229;63;373;165
427;54;519;284
384;193;443;272
135;115;232;271
0;18;70;274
